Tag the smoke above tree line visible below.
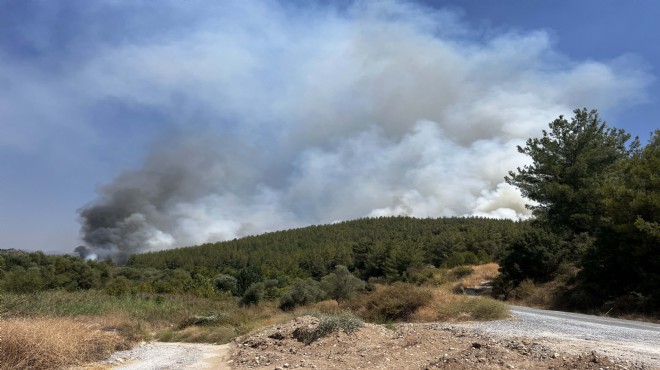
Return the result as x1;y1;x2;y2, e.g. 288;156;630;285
75;1;648;261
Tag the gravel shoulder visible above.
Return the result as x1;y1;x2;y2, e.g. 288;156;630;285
450;305;660;368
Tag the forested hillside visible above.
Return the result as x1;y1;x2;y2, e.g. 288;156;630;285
0;217;526;296
127;216;525;281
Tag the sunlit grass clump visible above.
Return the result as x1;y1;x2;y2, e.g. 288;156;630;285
0;317;121;370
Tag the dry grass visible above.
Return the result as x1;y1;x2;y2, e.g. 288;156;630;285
313;299;340;314
455;263;500;288
509;279;555;307
343;264;509;323
414;264;509;322
347;283;433;322
410;288;509;322
0;317;122;370
411;289;455;322
435;296;509;321
156;325;237;343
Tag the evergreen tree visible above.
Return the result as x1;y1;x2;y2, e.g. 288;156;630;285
583;130;660;307
506;108;636;236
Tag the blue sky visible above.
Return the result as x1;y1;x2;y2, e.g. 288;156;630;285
0;0;657;256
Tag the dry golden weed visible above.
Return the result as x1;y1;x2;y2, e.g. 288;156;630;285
0;317;121;370
412;264;509;322
456;263;499;287
313;299;340;313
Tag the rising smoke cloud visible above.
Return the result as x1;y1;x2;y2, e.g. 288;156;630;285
76;1;648;261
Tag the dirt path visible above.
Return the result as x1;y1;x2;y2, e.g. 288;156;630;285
101;342;232;370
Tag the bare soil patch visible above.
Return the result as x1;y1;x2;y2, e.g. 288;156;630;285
230;316;651;369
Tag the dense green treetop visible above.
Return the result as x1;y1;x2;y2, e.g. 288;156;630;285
506;108;637;235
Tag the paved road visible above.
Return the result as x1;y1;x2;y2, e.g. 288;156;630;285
452;305;660;368
509;305;660;337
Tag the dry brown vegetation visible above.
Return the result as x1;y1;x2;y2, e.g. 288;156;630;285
336;264;509;324
0;317;122;370
453;262;500;288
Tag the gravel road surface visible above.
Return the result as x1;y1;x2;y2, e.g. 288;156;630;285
450;305;660;368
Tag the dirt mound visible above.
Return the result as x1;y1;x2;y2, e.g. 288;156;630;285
231;316;640;369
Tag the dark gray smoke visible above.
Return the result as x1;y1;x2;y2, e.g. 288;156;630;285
76;1;647;261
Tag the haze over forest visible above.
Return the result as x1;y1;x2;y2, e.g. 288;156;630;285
0;1;657;259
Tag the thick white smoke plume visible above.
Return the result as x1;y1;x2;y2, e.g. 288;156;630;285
77;1;647;261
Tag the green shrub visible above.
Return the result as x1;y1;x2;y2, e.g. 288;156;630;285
212;274;238;295
236;266;263;295
279;278;325;311
449;266;474;280
105;276;132;296
263;279;280;300
461;252;479;265
444;252;464;268
357;283;432;322
499;227;566;285
476;249;491;264
1;267;45;293
240;282;265;306
320;265;366;301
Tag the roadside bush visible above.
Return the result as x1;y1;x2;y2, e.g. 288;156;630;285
512;278;536;299
499;227;566;285
353;282;432;322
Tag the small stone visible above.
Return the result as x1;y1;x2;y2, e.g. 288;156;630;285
283;363;290;368
552;353;559;359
